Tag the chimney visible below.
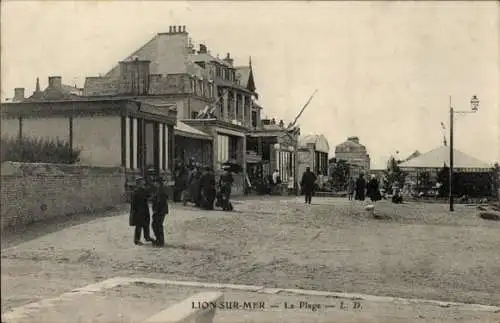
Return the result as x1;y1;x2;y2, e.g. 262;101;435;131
279;120;284;128
118;59;151;95
35;77;40;92
223;52;234;66
178;25;182;33
169;26;172;33
198;44;207;54
13;88;25;102
271;118;276;125
48;76;62;89
172;26;177;33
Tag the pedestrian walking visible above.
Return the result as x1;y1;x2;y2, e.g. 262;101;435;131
151;179;169;247
366;174;382;202
300;167;317;204
347;177;355;200
217;169;234;211
272;169;281;194
129;176;153;245
355;174;366;201
199;166;216;210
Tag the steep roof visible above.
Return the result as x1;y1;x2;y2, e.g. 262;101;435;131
398;146;492;170
235;65;256;92
299;134;330;153
105;33;194;78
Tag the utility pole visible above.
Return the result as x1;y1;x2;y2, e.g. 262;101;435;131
448;95;480;212
285;90;318;195
449;96;454;212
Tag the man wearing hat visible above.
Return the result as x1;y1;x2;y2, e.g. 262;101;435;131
129;176;153;245
151;178;169;247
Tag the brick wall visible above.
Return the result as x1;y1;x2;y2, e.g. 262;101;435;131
1;162;126;231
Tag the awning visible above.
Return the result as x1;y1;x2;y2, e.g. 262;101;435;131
174;121;212;140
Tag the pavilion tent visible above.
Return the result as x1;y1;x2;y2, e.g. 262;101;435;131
398;146;495;198
399;146;492;172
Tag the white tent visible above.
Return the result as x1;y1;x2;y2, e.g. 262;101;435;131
398;146;492;172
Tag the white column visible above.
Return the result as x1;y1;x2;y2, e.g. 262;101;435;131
132;118;138;169
164;124;169;170
125;117;131;169
158;123;163;171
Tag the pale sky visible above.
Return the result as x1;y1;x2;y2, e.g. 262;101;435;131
2;1;499;169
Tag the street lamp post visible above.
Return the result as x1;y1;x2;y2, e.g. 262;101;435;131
448;95;480;212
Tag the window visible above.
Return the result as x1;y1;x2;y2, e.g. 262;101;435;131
276;150;291;183
216;67;221;78
251;111;257;128
191;78;196;93
198;80;203;96
191;111;199;119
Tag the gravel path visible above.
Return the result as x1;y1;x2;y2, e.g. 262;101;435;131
2;196;500;313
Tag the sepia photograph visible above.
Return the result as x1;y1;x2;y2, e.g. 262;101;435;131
1;1;499;322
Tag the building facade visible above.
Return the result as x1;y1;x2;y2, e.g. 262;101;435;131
246;118;299;191
79;25;266;194
297;134;330;188
1;79;177;175
4;25;304;196
334;136;371;174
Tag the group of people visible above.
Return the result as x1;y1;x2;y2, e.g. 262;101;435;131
173;158;234;211
129;176;169;247
347;173;382;202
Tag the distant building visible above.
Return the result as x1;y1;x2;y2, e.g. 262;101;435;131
334;136;370;174
297;134;329;187
246;118;299;190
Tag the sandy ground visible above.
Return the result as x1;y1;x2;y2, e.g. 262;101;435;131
2;196;500;315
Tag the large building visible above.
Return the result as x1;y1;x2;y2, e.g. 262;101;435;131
334;136;370;176
2;25;300;195
1;76;177;174
83;26;260;174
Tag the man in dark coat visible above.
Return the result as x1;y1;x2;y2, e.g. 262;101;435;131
217;169;234;211
355;174;366;201
129;177;153;245
301;167;317;204
151;179;169;247
366;175;382;202
199;166;216;210
173;160;188;202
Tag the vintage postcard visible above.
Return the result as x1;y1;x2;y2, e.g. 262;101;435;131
1;1;499;322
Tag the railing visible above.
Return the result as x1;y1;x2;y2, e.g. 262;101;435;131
145;292;224;323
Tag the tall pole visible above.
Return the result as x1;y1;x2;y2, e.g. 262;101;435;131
449;96;454;212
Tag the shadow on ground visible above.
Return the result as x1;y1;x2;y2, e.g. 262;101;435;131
1;205;129;250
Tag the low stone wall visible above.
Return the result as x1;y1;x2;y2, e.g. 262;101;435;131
1;162;126;231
